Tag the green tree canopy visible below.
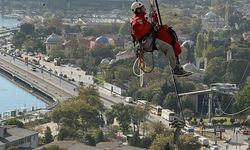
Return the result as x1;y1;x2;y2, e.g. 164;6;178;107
4;118;24;128
234;84;250;116
44;126;53;144
20;23;35;35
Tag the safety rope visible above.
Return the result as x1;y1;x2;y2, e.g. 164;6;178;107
132;49;155;87
170;69;186;150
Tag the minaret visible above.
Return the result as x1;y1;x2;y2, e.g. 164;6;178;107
227;50;232;61
225;0;229;26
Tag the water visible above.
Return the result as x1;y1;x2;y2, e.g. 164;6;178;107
0;17;46;117
0;75;46;116
0;16;21;28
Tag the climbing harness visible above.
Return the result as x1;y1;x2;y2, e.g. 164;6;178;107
132;42;155;87
132;0;186;149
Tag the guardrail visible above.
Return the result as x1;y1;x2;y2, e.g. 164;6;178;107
0;58;61;109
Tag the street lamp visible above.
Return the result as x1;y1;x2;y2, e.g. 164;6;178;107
236;132;238;150
70;67;73;79
78;74;81;82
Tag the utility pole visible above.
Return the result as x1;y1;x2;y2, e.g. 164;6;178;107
208;93;213;123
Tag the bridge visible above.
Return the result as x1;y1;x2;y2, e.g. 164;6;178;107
178;83;239;122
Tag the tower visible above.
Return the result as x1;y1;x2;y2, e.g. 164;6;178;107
225;0;229;26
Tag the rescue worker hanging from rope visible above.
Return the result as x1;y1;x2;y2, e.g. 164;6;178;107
130;1;192;77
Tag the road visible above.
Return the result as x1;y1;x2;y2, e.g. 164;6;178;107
0;52;127;109
3;52;248;150
0;55;74;103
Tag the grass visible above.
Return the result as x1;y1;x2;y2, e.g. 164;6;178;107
193;117;232;125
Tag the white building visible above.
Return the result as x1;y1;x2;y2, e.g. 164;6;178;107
201;11;225;32
0;126;38;150
183;63;204;81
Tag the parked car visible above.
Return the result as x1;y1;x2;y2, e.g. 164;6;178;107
30;67;36;72
242;130;249;135
125;97;134;103
248;135;250;140
58;72;63;77
210;145;219;150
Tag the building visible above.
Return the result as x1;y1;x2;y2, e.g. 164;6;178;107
44;33;64;55
0;126;38;150
182;63;204;81
201;11;226;32
242;31;250;43
116;50;134;61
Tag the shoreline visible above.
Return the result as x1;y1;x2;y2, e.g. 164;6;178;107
0;67;56;114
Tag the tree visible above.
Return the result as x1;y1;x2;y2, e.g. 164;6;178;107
182;109;194;120
20;23;35;35
85;134;96;146
129;131;141;147
57;127;77;141
130;105;149;133
4;118;24;128
178;134;201;150
12;32;26;49
44;126;53;144
234;84;250;116
7;147;18;150
223;60;249;84
40;145;66;150
162;93;178;112
96;130;105;143
204;57;225;84
150;134;172;150
103;125;119;139
79;106;104;132
195;33;206;58
140;136;153;149
111;103;132;133
22;37;36;52
230;118;235;125
91;45;115;65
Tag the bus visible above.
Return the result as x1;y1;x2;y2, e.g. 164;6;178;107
136;100;162;116
161;109;176;122
150;105;162;116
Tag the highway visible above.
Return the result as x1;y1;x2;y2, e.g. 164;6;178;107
0;52;128;109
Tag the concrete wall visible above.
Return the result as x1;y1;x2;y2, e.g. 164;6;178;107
103;82;125;96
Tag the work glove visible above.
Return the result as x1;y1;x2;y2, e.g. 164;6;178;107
152;22;159;31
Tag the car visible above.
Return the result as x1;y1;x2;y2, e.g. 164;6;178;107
58;72;63;77
125;97;134;103
40;65;46;69
210;145;219;150
30;67;36;72
242;130;248;135
63;74;67;78
28;52;34;56
248;135;250;140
